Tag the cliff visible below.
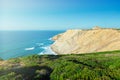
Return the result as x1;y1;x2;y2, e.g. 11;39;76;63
51;27;120;54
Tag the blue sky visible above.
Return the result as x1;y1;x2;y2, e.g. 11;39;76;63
0;0;120;30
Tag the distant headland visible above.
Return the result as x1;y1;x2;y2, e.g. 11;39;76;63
51;26;120;54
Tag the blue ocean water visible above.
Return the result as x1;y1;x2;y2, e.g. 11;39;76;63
0;31;64;60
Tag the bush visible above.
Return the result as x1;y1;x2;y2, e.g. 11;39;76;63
0;72;23;80
1;50;120;80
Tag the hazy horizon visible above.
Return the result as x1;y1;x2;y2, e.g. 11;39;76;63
0;0;120;30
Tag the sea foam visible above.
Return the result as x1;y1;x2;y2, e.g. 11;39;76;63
25;47;35;51
36;43;44;46
48;38;52;41
39;45;57;55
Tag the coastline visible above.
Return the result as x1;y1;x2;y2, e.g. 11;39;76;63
0;31;64;60
50;28;120;54
38;37;58;55
38;45;57;55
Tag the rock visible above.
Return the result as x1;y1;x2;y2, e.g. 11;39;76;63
51;27;120;54
52;33;63;41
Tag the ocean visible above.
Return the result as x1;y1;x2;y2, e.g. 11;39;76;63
0;31;64;60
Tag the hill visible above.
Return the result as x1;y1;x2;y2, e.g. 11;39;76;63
0;50;120;80
51;27;120;54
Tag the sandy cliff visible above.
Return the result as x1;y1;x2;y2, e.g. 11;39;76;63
51;27;120;54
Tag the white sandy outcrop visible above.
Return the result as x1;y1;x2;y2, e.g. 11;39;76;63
51;27;120;54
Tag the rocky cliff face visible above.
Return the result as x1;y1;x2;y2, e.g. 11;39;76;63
51;27;120;54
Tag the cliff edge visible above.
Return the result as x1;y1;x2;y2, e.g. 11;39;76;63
51;27;120;54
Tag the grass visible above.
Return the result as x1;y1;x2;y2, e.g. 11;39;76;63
0;50;120;80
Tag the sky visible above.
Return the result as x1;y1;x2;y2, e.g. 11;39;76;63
0;0;120;30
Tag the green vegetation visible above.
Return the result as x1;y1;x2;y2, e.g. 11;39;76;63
1;50;120;80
